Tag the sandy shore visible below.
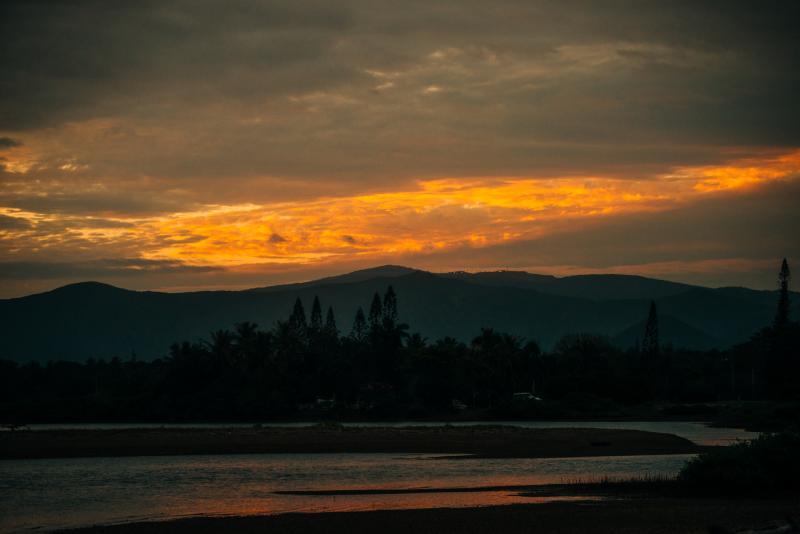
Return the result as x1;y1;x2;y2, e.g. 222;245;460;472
0;425;701;460
60;498;800;534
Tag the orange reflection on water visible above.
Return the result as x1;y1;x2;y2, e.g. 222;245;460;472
163;491;602;519
2;451;691;531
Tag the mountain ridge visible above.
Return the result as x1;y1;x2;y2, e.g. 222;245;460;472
1;265;794;362
9;265;755;301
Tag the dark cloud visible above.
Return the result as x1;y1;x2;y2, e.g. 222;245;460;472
0;213;31;230
0;258;223;280
0;0;354;130
59;218;135;229
268;233;287;243
0;1;797;184
0;1;796;295
0;137;21;149
0;188;198;216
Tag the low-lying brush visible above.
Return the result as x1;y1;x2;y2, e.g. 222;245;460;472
678;431;800;495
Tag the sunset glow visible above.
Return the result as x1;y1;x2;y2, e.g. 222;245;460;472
3;5;800;533
1;1;798;296
2;150;797;277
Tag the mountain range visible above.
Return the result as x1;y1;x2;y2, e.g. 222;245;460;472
1;265;794;362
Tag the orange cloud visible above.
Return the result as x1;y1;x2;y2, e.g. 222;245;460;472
135;150;800;267
3;150;799;271
682;150;800;192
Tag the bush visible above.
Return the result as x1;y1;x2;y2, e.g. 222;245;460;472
678;431;800;494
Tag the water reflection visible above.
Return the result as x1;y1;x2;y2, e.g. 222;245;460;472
0;453;691;532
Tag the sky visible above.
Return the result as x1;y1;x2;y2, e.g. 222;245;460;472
1;1;798;298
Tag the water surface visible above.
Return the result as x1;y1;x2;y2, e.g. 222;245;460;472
0;452;691;532
0;421;757;531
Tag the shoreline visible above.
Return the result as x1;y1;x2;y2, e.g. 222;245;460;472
59;498;800;534
0;425;702;460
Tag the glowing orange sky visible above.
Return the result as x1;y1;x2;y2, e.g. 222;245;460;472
1;2;798;297
2;149;797;279
102;150;800;265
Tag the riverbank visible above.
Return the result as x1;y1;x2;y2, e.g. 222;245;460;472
6;399;795;433
61;498;800;534
0;425;701;460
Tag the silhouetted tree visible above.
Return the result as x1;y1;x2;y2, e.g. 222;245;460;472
774;258;791;330
643;300;660;357
288;297;307;333
324;306;338;336
763;258;798;399
383;286;398;325
351;307;367;341
368;292;382;331
550;333;619;400
406;332;427;351
207;329;235;368
372;287;409;382
8;283;796;422
234;321;258;346
274;319;303;357
310;295;323;333
234;321;258;363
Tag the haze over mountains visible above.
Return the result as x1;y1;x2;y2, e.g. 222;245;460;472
1;265;794;362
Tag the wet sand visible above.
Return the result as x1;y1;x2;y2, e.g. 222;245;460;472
61;498;800;534
0;425;701;460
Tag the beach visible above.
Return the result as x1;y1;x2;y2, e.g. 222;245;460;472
61;498;800;534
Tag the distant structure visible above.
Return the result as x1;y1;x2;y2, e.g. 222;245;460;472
774;258;791;329
643;300;660;357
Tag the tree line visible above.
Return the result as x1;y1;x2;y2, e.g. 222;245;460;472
0;261;797;423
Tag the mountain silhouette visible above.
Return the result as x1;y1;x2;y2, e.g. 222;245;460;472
0;266;794;362
251;265;422;292
613;314;720;351
441;271;694;300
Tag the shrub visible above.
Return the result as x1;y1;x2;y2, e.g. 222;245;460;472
678;431;800;495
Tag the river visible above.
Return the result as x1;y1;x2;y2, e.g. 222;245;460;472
0;421;756;532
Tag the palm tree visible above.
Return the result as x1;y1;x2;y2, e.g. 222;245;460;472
207;329;235;368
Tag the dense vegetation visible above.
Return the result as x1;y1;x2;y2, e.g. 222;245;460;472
679;431;800;494
1;262;797;423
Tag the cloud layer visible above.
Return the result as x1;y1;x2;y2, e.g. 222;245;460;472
0;1;798;296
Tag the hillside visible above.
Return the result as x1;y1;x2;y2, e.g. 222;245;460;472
442;271;695;300
613;314;720;351
0;266;793;362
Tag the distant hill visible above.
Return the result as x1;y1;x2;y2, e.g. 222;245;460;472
442;271;695;300
251;265;422;292
613;314;720;351
0;266;794;362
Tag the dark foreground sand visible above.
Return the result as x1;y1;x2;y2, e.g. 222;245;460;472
61;498;800;534
0;425;701;459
